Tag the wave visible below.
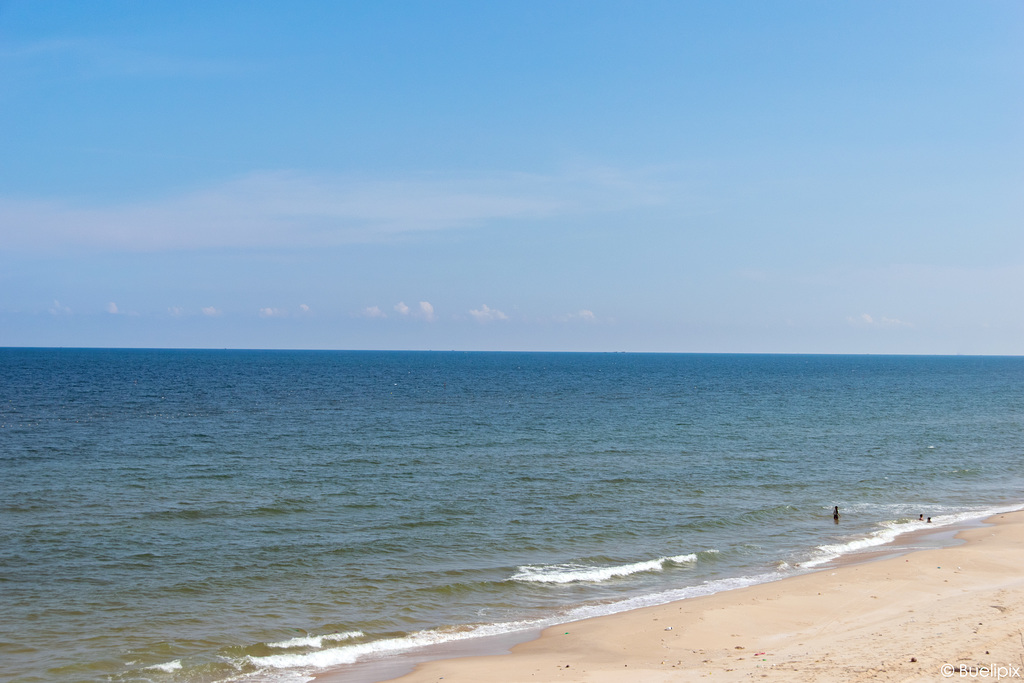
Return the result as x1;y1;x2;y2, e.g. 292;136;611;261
266;631;364;649
240;504;1024;680
509;551;710;584
801;502;1024;569
143;660;182;673
244;568;776;677
246;620;545;671
237;504;1024;680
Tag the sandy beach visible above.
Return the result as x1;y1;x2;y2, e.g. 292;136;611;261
349;511;1024;683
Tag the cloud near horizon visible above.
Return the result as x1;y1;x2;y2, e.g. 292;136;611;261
469;304;508;322
555;309;597;322
392;301;436;321
849;313;912;328
49;300;72;315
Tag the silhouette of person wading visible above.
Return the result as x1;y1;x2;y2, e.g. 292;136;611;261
833;506;840;524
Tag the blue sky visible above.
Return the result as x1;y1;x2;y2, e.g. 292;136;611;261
1;1;1021;353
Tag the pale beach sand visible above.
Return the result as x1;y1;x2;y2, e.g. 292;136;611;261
336;510;1024;683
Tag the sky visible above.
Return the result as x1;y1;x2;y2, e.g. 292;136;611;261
1;1;1021;353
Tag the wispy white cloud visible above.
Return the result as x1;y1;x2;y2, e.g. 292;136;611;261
556;309;598;322
848;313;912;328
201;306;221;317
259;307;286;318
419;301;436;322
168;305;185;317
362;306;387;318
49;300;72;315
392;300;436;321
0;168;668;253
469;304;508;322
0;38;240;79
298;303;310;314
104;301;139;316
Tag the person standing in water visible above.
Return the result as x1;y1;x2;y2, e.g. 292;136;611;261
833;506;840;523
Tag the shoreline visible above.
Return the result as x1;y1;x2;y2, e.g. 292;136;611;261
316;509;1024;683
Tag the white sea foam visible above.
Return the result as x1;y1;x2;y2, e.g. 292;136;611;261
266;631;364;649
143;660;182;673
564;572;784;619
510;553;699;584
245;571;774;676
247;620;547;670
801;503;1024;569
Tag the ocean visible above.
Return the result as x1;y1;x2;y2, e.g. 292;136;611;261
2;350;1023;682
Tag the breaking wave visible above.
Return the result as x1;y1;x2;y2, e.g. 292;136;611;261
509;551;714;584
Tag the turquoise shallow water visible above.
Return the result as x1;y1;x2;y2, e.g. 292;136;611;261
2;350;1023;682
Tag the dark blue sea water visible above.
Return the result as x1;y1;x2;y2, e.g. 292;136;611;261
2;350;1023;682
